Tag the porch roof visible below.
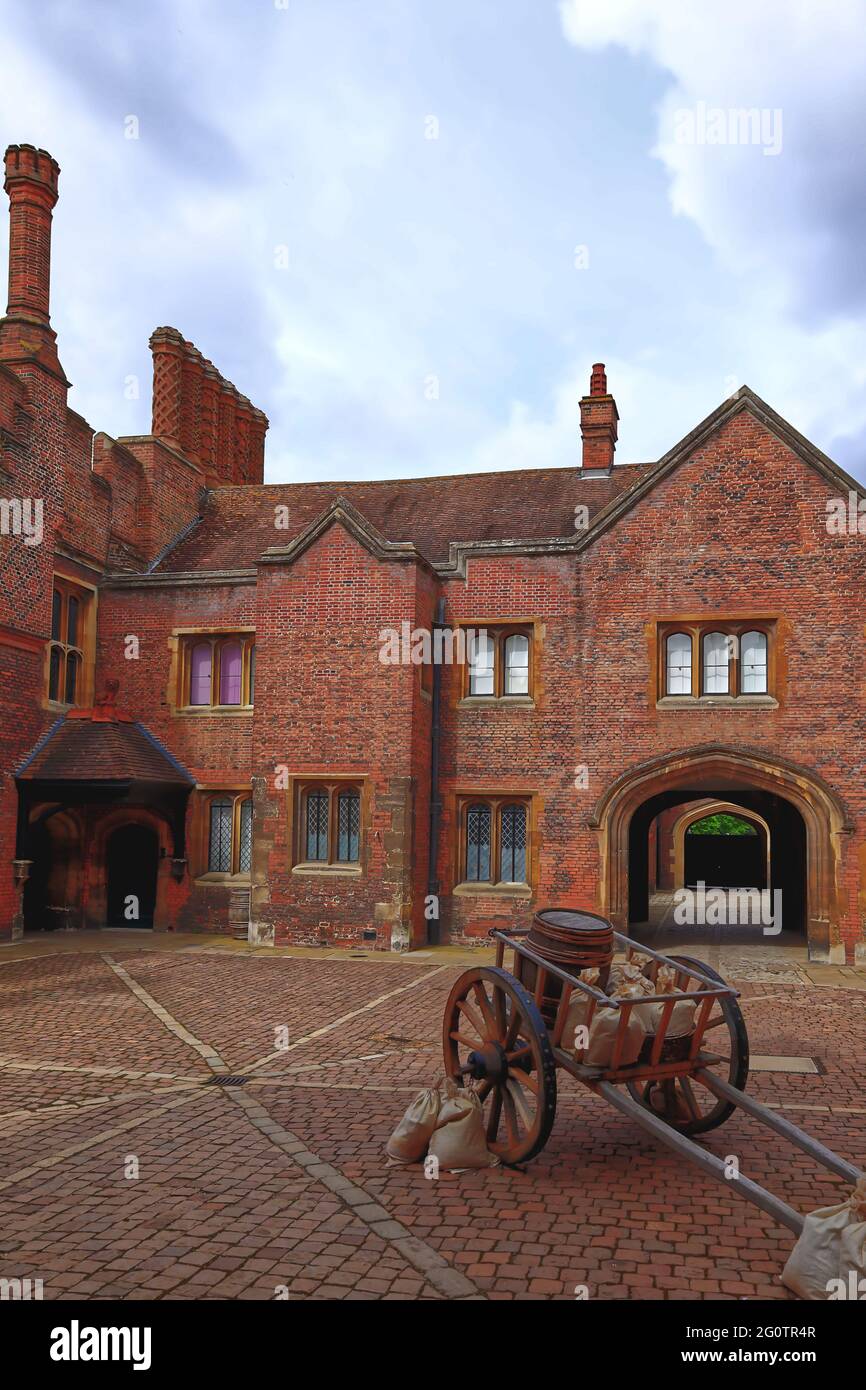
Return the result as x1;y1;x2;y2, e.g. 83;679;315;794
16;706;193;787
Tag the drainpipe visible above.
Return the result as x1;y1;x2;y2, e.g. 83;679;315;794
426;596;446;945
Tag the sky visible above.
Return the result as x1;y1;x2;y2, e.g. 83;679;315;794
1;0;866;483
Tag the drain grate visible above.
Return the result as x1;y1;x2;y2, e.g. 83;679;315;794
206;1075;250;1087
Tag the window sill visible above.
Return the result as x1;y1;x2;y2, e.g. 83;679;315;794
177;705;254;717
456;696;535;710
194;874;251;888
656;695;778;710
453;882;532;898
292;863;363;877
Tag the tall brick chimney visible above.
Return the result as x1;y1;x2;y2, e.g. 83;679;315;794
579;362;618;472
0;144;65;379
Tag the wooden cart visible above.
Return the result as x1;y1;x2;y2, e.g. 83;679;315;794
442;925;862;1235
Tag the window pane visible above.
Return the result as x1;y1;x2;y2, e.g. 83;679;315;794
305;789;329;861
208;799;233;872
67;595;79;648
238;799;252;873
468;631;495;696
64;651;80;704
465;804;491;881
49;645;62;701
741;630;767;694
189;643;212;705
219;641;243;705
702;631;730;694
500;804;527;883
504;634;529;695
337;790;360;862
248;646;255;704
51;590;62;641
666;633;692;695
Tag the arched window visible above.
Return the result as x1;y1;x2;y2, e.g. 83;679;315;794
665;632;692;695
463;625;534;699
702;631;730;694
337;789;361;863
305;789;329;861
208;798;233;872
183;635;255;708
503;633;530;695
238;798;253;873
499;803;527;882
740;630;767;694
468;632;495;696
218;641;243;705
296;782;364;866
465;804;492;881
459;796;531;887
47;578;92;707
206;794;253;876
190;643;213;706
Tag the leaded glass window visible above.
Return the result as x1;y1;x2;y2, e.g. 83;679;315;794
208;798;233;872
500;804;527;882
306;789;329;861
337;790;360;862
238;798;252;873
465;804;492;881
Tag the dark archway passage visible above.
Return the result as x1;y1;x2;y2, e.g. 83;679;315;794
684;813;766;890
106;824;158;927
629;787;805;937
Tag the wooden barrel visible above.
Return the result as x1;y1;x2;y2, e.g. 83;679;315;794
523;908;614;1024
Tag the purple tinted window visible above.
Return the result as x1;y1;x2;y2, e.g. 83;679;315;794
219;642;243;705
189;643;212;705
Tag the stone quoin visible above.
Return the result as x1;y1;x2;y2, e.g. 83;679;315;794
1;143;865;964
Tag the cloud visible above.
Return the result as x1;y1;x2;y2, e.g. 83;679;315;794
559;0;866;323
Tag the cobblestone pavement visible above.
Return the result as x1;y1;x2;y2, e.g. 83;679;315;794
0;938;863;1301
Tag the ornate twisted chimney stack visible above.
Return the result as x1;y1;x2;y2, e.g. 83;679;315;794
149;326;267;485
0;144;66;379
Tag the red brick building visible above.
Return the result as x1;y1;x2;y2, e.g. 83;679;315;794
2;144;864;964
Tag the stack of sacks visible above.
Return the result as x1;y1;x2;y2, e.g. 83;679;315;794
386;1078;499;1170
562;957;698;1067
782;1177;866;1299
561;965;646;1067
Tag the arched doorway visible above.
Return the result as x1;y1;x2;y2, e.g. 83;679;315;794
674;801;770;891
22;809;83;930
106;824;158;928
591;744;849;961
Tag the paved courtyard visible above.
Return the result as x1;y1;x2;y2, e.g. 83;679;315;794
0;933;863;1301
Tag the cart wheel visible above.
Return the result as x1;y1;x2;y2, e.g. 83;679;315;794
443;966;557;1165
626;954;749;1135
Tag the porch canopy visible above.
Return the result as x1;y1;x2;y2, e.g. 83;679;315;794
15;683;194;862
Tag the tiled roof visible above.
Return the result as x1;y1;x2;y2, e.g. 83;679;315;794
17;717;193;785
151;463;655;573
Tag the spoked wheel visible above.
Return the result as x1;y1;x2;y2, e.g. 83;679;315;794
625;954;749;1135
443;966;557;1165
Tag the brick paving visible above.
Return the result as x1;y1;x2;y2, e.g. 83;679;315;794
0;940;863;1300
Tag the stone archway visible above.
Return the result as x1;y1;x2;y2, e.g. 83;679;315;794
590;744;851;962
672;800;771;891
